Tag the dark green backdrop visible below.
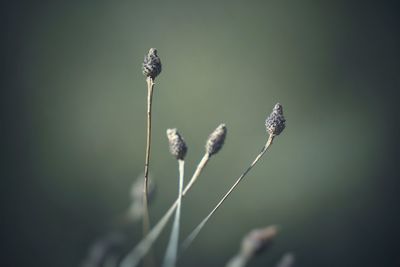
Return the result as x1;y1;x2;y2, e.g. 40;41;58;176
2;1;400;267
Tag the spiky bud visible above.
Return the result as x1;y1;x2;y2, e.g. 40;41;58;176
205;124;227;156
240;225;278;258
265;103;286;136
142;48;162;79
166;128;188;160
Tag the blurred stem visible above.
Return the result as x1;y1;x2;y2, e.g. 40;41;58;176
120;153;210;267
143;77;154;267
162;160;185;267
226;254;249;267
181;135;275;250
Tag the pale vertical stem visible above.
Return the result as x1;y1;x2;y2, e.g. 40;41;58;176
162;160;185;267
143;77;154;236
120;153;210;267
181;135;275;250
143;77;155;267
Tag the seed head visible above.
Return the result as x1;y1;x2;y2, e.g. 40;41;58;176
142;48;162;79
240;225;278;258
166;128;188;160
265;103;286;136
205;124;227;156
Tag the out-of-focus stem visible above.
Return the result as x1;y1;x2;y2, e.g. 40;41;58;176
162;160;185;267
120;153;210;267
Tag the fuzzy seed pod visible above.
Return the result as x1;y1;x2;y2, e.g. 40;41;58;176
240;225;278;258
205;124;227;156
166;128;188;160
142;48;162;79
265;103;286;136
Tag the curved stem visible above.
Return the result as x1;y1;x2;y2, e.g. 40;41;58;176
120;153;210;267
181;135;275;250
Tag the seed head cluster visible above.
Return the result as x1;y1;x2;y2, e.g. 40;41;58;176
143;48;162;79
205;124;227;156
166;128;188;160
265;103;286;136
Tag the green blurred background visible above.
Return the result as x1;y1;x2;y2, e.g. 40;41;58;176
2;0;400;266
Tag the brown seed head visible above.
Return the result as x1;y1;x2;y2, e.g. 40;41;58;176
205;123;227;156
265;103;286;136
142;48;162;79
166;128;188;160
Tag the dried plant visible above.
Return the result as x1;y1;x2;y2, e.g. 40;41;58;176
142;48;162;237
162;129;187;267
226;225;279;267
181;104;286;250
120;124;227;267
85;48;290;267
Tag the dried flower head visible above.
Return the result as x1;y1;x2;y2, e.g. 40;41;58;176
166;128;188;160
240;225;278;258
205;123;227;156
265;103;286;136
142;48;162;79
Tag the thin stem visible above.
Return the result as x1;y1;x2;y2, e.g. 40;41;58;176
182;153;209;196
142;77;155;267
120;153;210;267
181;135;275;250
143;77;154;236
162;160;185;267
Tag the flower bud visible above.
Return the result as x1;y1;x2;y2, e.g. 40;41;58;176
265;103;286;136
142;48;162;79
166;128;188;160
205;124;227;156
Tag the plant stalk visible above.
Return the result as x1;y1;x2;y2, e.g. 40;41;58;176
143;76;154;236
181;135;275;250
162;160;185;267
120;153;210;267
142;77;155;267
